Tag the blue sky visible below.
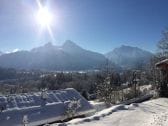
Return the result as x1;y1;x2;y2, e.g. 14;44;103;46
0;0;168;53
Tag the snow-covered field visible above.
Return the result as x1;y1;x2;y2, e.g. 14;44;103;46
53;98;168;126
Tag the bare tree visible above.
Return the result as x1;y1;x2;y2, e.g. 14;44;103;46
157;29;168;58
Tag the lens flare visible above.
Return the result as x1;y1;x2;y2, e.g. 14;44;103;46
36;7;53;27
36;0;55;41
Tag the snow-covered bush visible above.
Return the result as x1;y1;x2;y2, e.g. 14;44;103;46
97;76;116;104
41;89;48;106
22;115;29;126
64;98;81;118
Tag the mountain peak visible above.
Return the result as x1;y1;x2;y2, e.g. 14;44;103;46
112;45;143;54
63;40;78;47
120;45;138;49
44;42;54;47
31;42;57;53
121;45;130;48
62;40;83;51
106;45;153;69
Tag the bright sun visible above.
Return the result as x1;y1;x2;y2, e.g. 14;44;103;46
36;7;53;27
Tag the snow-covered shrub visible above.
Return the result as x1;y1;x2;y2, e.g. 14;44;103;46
64;98;81;118
41;89;48;106
41;89;48;100
22;115;29;126
97;76;117;104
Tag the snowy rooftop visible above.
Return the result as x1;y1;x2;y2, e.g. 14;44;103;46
0;88;95;126
156;59;168;68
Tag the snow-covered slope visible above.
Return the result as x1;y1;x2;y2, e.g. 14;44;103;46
53;98;168;126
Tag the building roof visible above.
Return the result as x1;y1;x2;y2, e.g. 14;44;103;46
155;59;168;68
0;88;95;126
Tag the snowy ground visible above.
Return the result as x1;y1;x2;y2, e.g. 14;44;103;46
52;98;168;126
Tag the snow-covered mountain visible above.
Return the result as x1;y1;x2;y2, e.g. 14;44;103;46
105;45;153;69
0;41;106;70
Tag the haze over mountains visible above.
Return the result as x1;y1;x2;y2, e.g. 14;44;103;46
0;41;153;71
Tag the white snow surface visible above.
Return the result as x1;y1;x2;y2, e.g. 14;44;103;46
0;88;94;126
53;98;168;126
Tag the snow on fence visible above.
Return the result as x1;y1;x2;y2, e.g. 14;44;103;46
0;88;95;126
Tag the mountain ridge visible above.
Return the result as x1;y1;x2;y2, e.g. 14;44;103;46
0;41;107;71
105;45;153;69
0;42;153;70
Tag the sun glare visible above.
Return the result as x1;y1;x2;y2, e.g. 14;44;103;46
35;0;55;41
36;7;53;27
